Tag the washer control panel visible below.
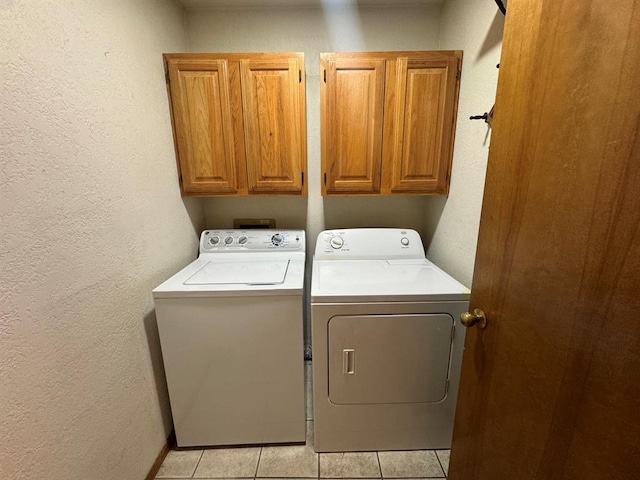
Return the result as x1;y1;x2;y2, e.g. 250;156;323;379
315;228;425;260
200;229;305;252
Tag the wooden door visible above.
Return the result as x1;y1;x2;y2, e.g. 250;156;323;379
321;55;385;194
450;1;640;479
381;54;460;194
241;54;306;194
166;57;241;195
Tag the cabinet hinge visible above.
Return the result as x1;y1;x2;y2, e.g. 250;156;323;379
165;71;170;84
323;70;326;83
324;172;327;185
299;69;302;83
301;172;304;185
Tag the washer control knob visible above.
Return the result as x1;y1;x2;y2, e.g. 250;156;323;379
208;236;221;246
330;236;344;249
401;237;410;246
224;236;234;245
271;233;284;246
238;235;248;245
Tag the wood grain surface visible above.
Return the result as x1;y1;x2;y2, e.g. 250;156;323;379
321;51;461;196
241;55;306;194
450;1;640;479
164;53;306;196
167;58;239;194
382;54;460;194
321;54;385;194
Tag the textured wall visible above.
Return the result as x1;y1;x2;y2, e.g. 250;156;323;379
426;0;504;287
186;4;442;245
0;1;202;478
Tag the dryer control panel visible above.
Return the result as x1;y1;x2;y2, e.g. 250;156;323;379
315;228;425;260
200;229;305;253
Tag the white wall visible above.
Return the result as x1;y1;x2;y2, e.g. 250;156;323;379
426;0;504;286
186;4;442;245
0;1;200;478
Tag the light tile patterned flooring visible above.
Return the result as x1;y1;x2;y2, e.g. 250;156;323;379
156;363;450;479
156;424;450;479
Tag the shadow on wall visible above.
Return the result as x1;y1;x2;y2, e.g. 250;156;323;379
182;196;207;235
143;309;173;436
203;197;308;230
422;195;448;249
477;10;505;62
474;10;505;146
324;196;437;234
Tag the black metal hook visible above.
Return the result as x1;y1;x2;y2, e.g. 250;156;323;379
470;105;495;126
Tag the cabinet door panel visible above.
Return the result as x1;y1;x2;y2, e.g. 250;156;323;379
241;57;306;193
323;58;385;194
383;57;459;194
167;59;239;194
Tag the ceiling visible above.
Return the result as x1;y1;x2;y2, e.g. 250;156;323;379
178;0;445;8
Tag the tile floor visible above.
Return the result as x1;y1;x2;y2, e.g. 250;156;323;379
155;423;450;479
156;363;450;479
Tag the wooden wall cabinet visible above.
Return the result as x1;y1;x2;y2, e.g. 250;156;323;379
164;53;307;196
321;51;462;195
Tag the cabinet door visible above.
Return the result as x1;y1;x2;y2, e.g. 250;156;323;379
166;58;241;195
321;56;385;194
240;55;306;194
382;56;460;194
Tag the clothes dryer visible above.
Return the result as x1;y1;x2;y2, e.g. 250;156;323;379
153;229;305;447
311;228;469;452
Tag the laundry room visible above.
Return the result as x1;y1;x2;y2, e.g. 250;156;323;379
4;1;639;479
3;1;498;475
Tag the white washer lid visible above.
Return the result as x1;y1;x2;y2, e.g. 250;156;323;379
153;257;305;298
184;259;289;285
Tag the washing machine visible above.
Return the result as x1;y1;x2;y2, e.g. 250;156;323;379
153;229;306;447
311;228;470;452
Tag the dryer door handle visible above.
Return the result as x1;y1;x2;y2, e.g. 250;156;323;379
343;349;356;375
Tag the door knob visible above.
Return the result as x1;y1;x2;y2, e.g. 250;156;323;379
460;308;488;329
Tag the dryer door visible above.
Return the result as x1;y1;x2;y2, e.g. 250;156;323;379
328;314;453;404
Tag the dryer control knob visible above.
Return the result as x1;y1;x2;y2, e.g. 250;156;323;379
401;237;410;246
330;236;344;249
271;233;284;246
238;235;248;245
224;236;234;245
209;236;221;246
